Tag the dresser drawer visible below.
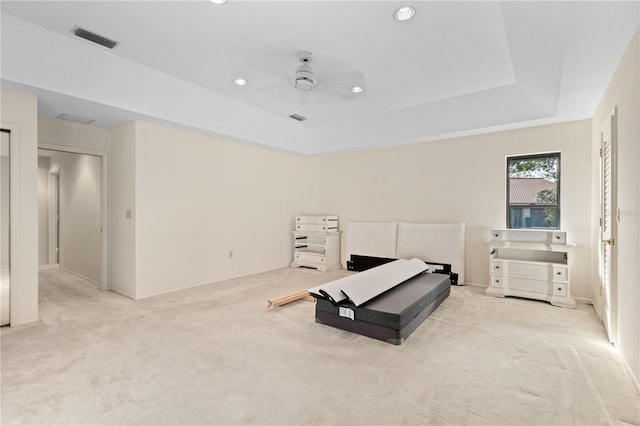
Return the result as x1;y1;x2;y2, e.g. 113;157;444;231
296;215;338;224
491;260;505;274
504;276;552;295
295;223;338;232
490;228;566;244
490;229;507;241
293;252;326;266
492;259;568;281
552;266;568;281
489;274;504;288
551;232;566;245
553;283;567;296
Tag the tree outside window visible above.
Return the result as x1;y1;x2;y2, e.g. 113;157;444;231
507;153;560;229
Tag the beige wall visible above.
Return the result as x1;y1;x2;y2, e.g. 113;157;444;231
316;120;592;295
0;89;39;326
591;28;639;381
109;122;137;298
133;121;313;298
39;118;110;152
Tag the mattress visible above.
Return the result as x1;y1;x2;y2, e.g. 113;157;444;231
315;272;450;345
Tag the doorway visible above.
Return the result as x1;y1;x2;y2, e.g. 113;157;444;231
37;146;109;290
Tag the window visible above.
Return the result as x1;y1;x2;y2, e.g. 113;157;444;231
507;153;560;229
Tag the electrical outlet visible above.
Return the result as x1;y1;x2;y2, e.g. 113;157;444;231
125;209;132;219
599;286;604;296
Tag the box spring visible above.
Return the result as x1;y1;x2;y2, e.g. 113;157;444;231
315;272;450;345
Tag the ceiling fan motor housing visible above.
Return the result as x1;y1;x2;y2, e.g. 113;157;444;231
295;51;315;91
295;66;315;91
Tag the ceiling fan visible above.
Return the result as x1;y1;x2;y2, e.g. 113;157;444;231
256;51;365;104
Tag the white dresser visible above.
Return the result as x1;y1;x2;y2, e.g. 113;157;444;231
485;228;576;308
291;216;341;272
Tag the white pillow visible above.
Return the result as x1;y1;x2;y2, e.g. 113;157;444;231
396;222;466;284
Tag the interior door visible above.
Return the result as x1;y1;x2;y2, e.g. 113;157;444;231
599;109;617;344
49;171;60;264
1;130;10;326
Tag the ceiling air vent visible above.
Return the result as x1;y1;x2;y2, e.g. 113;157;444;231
56;113;95;125
289;114;307;122
73;26;119;49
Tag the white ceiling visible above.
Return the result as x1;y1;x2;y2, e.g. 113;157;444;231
1;1;638;155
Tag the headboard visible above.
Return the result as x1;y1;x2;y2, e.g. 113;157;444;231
344;221;466;284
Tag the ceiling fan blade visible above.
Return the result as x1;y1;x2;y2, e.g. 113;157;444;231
242;59;291;80
252;81;291;91
315;84;353;101
317;70;364;83
298;90;311;105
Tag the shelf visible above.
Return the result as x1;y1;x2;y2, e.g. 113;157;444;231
488;240;576;252
294;247;326;254
291;217;341;272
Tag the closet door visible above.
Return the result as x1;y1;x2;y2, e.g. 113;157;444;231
1;130;10;326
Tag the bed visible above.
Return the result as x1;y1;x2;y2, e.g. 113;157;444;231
308;221;464;344
313;272;450;345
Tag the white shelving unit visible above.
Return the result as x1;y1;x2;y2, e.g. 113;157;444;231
485;228;576;308
291;216;341;272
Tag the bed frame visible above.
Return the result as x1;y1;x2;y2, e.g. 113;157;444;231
343;221;466;285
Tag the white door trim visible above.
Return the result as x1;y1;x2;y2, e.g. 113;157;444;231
2;123;24;326
599;107;618;344
38;143;110;291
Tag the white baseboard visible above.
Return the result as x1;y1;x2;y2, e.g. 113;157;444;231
109;288;135;300
134;273;251;300
620;354;640;392
59;267;100;286
464;282;489;288
39;263;59;270
10;318;40;327
575;296;593;305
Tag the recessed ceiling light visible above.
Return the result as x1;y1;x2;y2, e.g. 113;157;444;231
233;78;248;86
350;86;364;94
209;0;228;4
394;6;416;21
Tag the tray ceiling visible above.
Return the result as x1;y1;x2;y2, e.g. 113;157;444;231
1;1;638;154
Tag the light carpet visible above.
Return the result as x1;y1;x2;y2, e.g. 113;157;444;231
1;268;638;425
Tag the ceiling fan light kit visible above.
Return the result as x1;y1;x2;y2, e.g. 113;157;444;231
350;86;364;94
233;78;248;86
294;51;316;92
394;6;416;21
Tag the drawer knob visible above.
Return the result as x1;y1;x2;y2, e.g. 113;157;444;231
494;234;499;237
495;266;500;269
557;287;562;291
557;271;561;275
